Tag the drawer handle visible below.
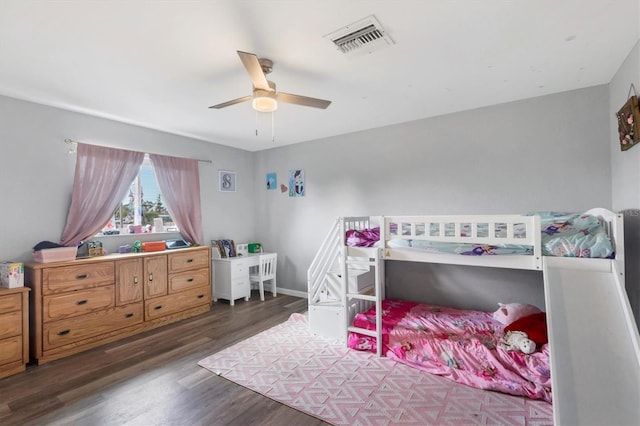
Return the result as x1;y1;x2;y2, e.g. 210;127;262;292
125;313;134;318
133;276;139;284
76;299;88;305
187;278;194;282
57;329;71;336
186;258;194;263
154;305;163;310
148;273;153;282
197;294;204;299
76;274;88;280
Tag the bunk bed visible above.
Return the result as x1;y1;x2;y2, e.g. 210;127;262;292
307;208;640;426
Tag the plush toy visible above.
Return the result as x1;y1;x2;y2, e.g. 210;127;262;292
492;302;542;325
504;312;548;346
499;330;537;354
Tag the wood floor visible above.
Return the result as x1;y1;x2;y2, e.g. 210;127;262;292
0;293;329;426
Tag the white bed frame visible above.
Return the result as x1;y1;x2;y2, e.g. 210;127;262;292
381;213;543;269
308;208;639;426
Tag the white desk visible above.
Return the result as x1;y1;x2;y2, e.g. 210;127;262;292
212;253;271;306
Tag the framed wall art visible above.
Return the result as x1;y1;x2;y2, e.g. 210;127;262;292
616;85;640;151
266;172;277;190
219;170;236;192
289;169;305;197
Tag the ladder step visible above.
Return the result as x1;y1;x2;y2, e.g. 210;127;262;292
347;326;377;338
346;260;377;266
347;293;377;302
310;300;342;308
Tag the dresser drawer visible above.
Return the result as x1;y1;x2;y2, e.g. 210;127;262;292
0;335;22;365
145;285;210;320
0;310;22;339
43;262;115;294
168;268;210;293
43;285;115;322
43;302;144;350
168;249;209;273
0;293;21;314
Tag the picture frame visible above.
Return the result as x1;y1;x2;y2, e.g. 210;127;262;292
266;172;277;190
616;95;640;151
219;170;236;192
289;169;305;197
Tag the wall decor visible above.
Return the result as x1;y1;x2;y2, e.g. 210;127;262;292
616;84;640;151
289;169;305;197
266;172;277;190
219;170;236;192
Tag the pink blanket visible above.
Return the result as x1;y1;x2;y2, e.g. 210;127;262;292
347;299;552;402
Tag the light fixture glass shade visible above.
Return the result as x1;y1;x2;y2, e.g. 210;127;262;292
253;96;278;112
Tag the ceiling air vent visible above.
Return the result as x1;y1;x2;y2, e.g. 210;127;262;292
325;15;395;56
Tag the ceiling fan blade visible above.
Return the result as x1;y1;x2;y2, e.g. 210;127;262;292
208;95;252;109
276;92;332;109
237;51;270;91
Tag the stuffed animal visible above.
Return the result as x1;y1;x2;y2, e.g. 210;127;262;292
499;330;537;354
504;312;548;346
492;302;541;325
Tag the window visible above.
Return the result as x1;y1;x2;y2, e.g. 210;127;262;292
100;155;176;235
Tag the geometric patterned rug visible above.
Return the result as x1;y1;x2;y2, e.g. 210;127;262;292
198;313;553;426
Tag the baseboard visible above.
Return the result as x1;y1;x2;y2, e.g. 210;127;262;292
277;288;307;298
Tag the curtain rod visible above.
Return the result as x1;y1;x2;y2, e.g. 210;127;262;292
64;138;212;164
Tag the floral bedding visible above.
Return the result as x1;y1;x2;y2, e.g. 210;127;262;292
347;299;552;402
536;211;613;258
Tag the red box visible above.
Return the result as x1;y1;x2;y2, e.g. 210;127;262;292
142;241;166;252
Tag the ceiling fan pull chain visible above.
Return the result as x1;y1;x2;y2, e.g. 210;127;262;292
255;110;259;136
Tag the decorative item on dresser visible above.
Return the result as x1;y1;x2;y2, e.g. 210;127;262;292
0;287;29;379
24;246;211;364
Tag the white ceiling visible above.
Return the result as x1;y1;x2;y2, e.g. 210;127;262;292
0;1;638;152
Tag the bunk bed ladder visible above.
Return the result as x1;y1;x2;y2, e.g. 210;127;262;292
308;216;385;349
308;218;342;303
308;217;347;339
343;247;384;356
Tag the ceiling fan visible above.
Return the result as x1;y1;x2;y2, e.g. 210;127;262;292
209;51;331;112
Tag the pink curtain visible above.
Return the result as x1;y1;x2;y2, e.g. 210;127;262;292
149;154;204;245
60;144;145;246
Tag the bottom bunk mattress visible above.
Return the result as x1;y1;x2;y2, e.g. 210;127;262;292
347;299;552;402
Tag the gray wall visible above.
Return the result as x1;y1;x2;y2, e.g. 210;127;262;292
255;85;612;310
0;94;257;262
610;40;640;325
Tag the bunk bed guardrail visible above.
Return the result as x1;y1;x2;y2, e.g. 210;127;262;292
379;213;543;270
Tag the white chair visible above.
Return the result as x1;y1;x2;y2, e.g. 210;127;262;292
249;253;277;301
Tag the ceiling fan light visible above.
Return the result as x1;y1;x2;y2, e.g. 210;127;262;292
253;96;278;112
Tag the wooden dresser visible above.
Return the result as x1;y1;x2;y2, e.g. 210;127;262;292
0;287;29;378
24;246;210;364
